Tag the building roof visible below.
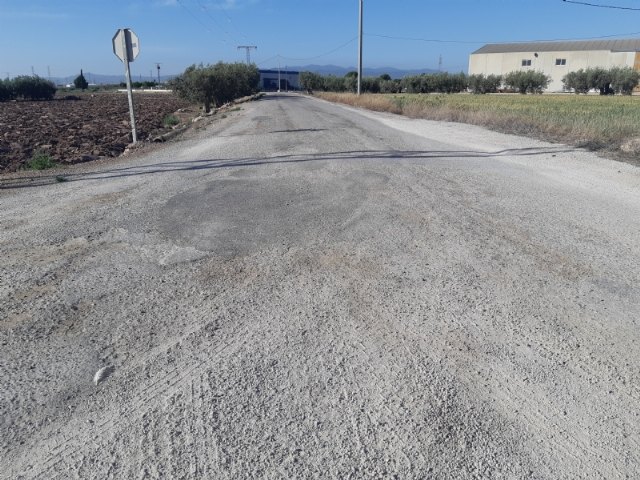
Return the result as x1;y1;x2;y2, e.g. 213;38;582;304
472;38;640;55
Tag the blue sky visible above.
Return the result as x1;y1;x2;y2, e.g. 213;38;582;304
3;0;640;79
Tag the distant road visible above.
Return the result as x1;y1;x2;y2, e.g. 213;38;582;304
2;93;639;479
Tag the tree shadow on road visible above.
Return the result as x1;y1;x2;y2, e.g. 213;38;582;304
0;146;576;190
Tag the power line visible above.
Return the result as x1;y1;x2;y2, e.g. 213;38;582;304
562;0;640;11
368;33;481;45
176;0;213;33
367;30;640;45
256;54;281;67
273;37;358;63
196;0;237;44
221;5;248;41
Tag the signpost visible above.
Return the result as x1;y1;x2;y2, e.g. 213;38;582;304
112;28;140;143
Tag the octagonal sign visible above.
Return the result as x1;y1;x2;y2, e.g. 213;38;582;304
112;28;140;63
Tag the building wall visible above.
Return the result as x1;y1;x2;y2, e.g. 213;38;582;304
259;70;300;91
469;50;636;91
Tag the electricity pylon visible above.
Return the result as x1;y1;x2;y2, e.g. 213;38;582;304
237;46;257;64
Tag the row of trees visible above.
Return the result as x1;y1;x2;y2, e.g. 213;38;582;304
300;71;550;95
169;62;260;112
0;76;57;101
562;67;640;95
301;68;640;95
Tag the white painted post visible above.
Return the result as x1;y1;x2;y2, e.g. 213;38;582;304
121;31;138;144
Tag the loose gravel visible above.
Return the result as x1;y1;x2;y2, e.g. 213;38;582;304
1;93;639;479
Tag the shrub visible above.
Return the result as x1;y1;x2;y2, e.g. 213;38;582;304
361;77;381;94
0;79;13;101
380;79;402;93
12;76;57;100
563;67;638;95
26;151;57;170
468;74;502;94
402;75;426;93
132;81;157;89
323;75;347;92
401;73;468;94
504;70;549;94
344;73;358;93
300;71;324;92
163;114;179;127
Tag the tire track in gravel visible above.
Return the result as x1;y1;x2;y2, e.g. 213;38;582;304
9;257;262;479
31;336;246;478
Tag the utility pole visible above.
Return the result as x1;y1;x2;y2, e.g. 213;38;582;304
237;45;257;64
155;63;162;85
357;0;363;95
438;55;442;72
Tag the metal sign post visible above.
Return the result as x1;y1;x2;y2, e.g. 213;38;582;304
112;28;140;144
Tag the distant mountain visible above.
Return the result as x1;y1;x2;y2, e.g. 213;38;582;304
266;65;439;78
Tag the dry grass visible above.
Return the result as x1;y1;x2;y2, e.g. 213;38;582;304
318;92;403;115
316;92;640;157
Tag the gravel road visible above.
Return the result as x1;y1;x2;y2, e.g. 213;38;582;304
1;93;639;479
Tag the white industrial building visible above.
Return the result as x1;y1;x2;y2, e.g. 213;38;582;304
469;38;640;92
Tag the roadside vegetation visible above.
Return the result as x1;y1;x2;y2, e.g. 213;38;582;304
163;114;180;127
301;67;639;96
169;62;260;113
306;67;640;157
25;151;57;170
563;67;640;95
316;92;640;155
301;70;551;95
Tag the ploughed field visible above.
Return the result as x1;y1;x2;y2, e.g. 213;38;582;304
0;92;192;172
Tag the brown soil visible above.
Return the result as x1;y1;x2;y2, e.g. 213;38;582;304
0;92;195;172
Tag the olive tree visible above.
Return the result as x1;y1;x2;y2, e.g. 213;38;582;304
610;67;640;95
11;76;57;100
468;74;502;94
170;62;259;113
299;71;324;92
562;70;590;94
504;70;550;94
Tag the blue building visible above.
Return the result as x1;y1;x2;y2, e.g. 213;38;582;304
259;69;300;91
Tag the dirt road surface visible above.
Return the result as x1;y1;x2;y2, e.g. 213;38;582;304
1;93;639;479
